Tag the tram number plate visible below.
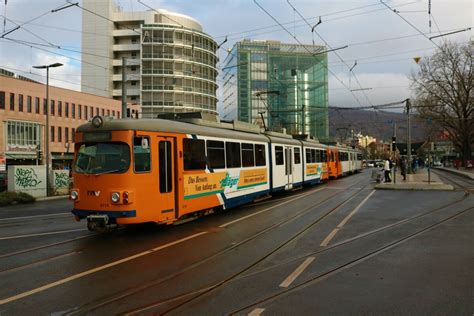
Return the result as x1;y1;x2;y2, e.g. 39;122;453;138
100;203;110;208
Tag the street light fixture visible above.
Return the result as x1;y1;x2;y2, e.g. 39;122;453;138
33;62;63;196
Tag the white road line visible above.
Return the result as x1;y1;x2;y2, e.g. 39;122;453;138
220;188;325;228
248;308;265;316
0;213;70;222
0;229;88;240
337;190;375;229
320;228;339;247
0;231;208;306
320;190;376;247
279;257;315;288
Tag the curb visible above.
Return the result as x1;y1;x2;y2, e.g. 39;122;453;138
433;167;474;180
36;195;69;202
374;183;454;191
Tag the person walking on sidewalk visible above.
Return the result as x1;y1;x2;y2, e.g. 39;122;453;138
384;159;391;183
400;158;407;181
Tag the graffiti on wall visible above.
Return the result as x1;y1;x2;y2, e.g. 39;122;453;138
54;172;70;188
15;168;42;189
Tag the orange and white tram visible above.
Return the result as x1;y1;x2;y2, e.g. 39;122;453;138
70;115;362;231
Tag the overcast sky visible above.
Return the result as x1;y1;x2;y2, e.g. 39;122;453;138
0;0;472;111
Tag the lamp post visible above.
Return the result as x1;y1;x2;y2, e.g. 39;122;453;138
33;62;63;196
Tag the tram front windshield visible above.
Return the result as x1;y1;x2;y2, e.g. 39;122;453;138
75;142;130;175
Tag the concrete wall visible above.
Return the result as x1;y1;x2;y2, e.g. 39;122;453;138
8;165;46;197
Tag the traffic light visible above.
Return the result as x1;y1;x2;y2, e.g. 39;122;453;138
391;136;397;151
37;150;43;161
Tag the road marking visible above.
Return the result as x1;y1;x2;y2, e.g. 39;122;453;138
320;190;375;247
248;308;265;316
0;231;208;305
320;228;339;247
0;251;80;274
279;257;315;288
0;213;70;222
220;188;325;228
0;228;87;240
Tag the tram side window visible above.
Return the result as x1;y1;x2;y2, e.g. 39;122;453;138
207;140;225;169
183;138;206;170
322;150;327;162
306;148;311;163
275;146;284;165
133;136;151;172
311;149;317;163
294;147;301;164
159;141;172;193
255;144;266;166
226;142;241;168
242;143;255;167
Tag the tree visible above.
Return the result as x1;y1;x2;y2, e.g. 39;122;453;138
411;41;473;165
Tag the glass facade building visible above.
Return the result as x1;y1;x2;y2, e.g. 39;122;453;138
221;40;328;140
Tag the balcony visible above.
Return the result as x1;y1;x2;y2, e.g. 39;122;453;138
112;88;140;97
113;58;140;66
113;44;140;52
112;73;141;81
113;29;140;37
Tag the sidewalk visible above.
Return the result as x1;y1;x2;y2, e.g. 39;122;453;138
374;168;454;191
433;166;474;180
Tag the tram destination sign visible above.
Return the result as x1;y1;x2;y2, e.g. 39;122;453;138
83;132;112;142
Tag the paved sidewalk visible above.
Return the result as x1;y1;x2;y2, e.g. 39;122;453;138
374;168;454;191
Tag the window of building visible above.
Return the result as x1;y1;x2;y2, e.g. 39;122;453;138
51;100;55;115
58;127;62;142
90;106;93;118
84;105;88;120
117;111;120;118
6;121;40;149
0;91;5;109
275;146;284;165
255;144;266;166
207;140;225;169
72;103;76;118
96;107;99;116
71;128;75;142
65;127;69;143
43;98;47;114
27;96;32;112
112;110;115;117
65;102;69;117
294;147;301;164
242;143;255;167
9;93;15;110
35;97;40;114
19;94;23;112
226;142;241;168
51;126;55;142
159;141;172;193
78;104;82;119
107;109;110;116
101;108;105;116
58;101;62;116
131;66;136;71
183;138;206;170
131;81;137;86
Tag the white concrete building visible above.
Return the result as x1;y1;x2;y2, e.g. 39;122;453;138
81;0;218;118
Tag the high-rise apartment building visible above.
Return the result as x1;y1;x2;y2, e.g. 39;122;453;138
82;0;218;118
221;40;329;140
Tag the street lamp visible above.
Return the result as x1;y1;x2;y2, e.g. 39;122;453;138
33;62;63;196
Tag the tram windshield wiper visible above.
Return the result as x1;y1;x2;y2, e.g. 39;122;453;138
92;167;128;175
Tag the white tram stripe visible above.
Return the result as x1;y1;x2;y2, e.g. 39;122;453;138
0;213;70;222
0;229;87;240
320;190;375;247
248;308;265;316
0;231;208;305
220;187;325;228
279;257;315;288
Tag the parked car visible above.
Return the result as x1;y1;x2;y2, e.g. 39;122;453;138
0;172;7;192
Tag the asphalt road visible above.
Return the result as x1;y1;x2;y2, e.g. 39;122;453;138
0;170;472;315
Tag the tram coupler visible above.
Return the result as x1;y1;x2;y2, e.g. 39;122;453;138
87;214;110;232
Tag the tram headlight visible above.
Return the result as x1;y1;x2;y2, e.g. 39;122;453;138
70;190;79;201
111;192;120;203
92;116;104;128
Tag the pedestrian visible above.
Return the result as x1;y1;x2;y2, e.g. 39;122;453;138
384;159;391;183
400;158;407;181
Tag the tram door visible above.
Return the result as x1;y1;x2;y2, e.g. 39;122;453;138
157;137;176;219
285;146;293;190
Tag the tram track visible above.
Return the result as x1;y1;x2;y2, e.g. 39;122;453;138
119;174;472;315
432;169;473;193
63;176;371;315
230;204;473;315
